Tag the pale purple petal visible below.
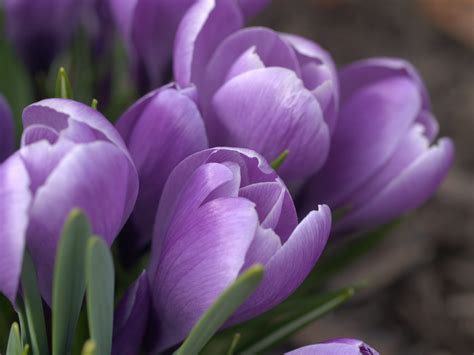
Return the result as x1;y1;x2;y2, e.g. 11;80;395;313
152;197;258;350
0;154;31;303
281;33;339;132
212;67;329;180
131;0;196;86
116;88;208;248
173;0;243;87
231;205;331;323
112;272;150;355
109;0;139;40
336;138;454;233
23;99;131;158
26;141;137;303
306;76;422;207
286;338;379;355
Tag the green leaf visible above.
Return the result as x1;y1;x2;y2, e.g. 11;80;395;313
175;265;264;355
6;323;22;355
86;237;115;355
270;150;289;170
237;286;355;354
52;209;92;355
55;67;74;99
80;340;96;355
15;300;30;349
21;344;30;355
20;251;49;355
91;99;98;110
227;333;240;355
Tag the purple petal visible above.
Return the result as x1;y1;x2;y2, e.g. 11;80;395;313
339;57;430;109
336;137;454;233
109;0;139;40
116;87;208;248
285;338;379;355
131;0;196;86
173;0;243;87
22;99;130;158
0;96;15;162
149;162;239;277
237;0;271;18
112;272;150;355
0;154;32;303
212;67;330;180
231;205;331;323
281;33;339;133
307;75;423;208
26;141;137;303
151;197;258;351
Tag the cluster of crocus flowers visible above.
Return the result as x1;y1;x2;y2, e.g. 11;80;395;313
0;0;454;353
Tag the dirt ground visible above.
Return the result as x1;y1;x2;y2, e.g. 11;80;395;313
256;1;474;354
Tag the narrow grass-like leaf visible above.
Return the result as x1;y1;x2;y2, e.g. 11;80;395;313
20;251;49;355
175;265;264;355
6;323;22;355
86;237;115;355
15;299;30;349
270;150;289;170
52;209;92;355
227;333;241;355
237;287;355;354
21;344;29;355
80;340;96;355
55;67;74;99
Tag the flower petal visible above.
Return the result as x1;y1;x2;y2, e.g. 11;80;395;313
285;339;379;355
0;154;31;303
337;138;454;233
306;75;423;207
212;67;329;180
151;197;258;351
116;88;208;248
174;0;243;87
231;205;331;323
26;141;137;303
23;99;130;158
112;272;150;355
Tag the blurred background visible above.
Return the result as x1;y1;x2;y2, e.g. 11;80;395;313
255;0;473;354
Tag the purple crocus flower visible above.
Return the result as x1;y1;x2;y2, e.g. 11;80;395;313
4;0;85;73
147;147;331;350
0;99;138;304
302;58;454;235
173;0;338;181
0;95;15;162
116;85;208;251
286;338;379;355
109;0;271;90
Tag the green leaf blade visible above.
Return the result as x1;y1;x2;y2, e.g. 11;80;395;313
55;67;74;99
237;287;355;355
270;150;289;170
176;265;264;355
6;323;22;355
20;251;49;355
86;237;115;355
52;209;92;355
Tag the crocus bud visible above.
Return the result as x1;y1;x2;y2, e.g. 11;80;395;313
109;0;270;90
0;95;15;162
4;0;85;73
116;85;208;251
174;0;338;181
302;58;454;235
285;338;379;354
0;99;138;304
147;147;331;350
